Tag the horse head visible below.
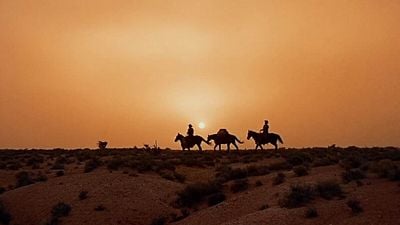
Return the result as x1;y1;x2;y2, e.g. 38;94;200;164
247;130;253;140
175;133;184;142
207;135;213;143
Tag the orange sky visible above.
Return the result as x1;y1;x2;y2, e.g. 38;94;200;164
1;0;399;149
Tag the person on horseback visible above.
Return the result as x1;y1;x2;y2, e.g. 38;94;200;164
187;124;194;137
186;124;195;143
260;120;269;139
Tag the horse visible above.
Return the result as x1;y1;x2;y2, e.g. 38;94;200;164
174;133;210;151
207;133;244;152
247;130;283;150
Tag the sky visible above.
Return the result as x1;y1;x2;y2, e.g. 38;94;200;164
1;0;399;149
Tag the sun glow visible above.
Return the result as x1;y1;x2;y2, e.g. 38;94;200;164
198;122;206;129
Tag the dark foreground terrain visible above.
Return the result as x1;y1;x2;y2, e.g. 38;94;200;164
0;147;399;225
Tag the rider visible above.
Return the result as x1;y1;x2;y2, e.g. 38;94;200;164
260;120;269;138
187;124;194;137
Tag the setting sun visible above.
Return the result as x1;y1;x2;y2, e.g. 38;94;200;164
198;122;206;129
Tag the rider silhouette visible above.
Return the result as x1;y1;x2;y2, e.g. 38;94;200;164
260;120;269;138
187;124;194;137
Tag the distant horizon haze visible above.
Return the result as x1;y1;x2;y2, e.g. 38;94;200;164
1;0;399;149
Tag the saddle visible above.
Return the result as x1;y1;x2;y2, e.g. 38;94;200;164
217;129;230;137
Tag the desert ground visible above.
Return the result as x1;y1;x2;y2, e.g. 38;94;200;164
0;147;399;225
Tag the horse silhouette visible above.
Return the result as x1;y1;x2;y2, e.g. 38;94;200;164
247;130;283;150
207;133;244;152
174;133;209;151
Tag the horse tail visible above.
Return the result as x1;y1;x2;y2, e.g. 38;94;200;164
235;136;244;144
277;135;284;144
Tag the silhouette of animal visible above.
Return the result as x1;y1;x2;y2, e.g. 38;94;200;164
207;133;244;152
174;133;209;151
98;141;108;150
247;130;283;150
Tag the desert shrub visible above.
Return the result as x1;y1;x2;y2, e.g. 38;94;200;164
346;199;363;214
180;156;204;168
107;158;124;171
255;180;263;187
159;171;175;181
6;161;22;170
246;165;270;177
259;204;269;210
340;155;365;170
272;172;286;185
79;191;88;200
215;166;246;183
230;179;249;193
51;163;65;170
268;161;292;171
51;202;71;218
369;159;400;180
15;171;34;188
285;152;312;166
279;183;315;208
342;169;366;183
84;158;101;173
176;181;222;208
0;187;5;195
137;158;154;172
207;192;226;206
387;167;400;181
35;172;48;182
151;215;167;225
305;207;318;218
26;155;44;167
312;157;335;167
173;172;186;183
55;170;65;177
293;166;309;177
316;180;343;200
94;205;106;211
154;161;176;172
0;201;11;225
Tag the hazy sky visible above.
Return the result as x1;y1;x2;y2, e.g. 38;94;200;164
1;0;399;149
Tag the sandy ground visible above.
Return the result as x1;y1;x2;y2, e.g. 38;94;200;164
0;150;399;225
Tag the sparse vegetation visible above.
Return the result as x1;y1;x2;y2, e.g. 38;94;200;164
55;170;65;177
84;158;101;173
151;215;167;225
346;199;363;214
0;201;11;225
305;207;318;218
279;183;315;208
272;172;286;185
342;169;366;183
15;171;34;188
293;166;309;177
46;202;71;225
79;191;88;200
316;180;343;200
176;181;222;208
259;204;269;210
94;205;106;211
0;187;5;195
207;192;226;206
230;179;249;193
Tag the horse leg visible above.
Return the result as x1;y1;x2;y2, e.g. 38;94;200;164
218;144;221;151
198;144;203;151
227;144;230;152
260;144;264;150
233;142;239;151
